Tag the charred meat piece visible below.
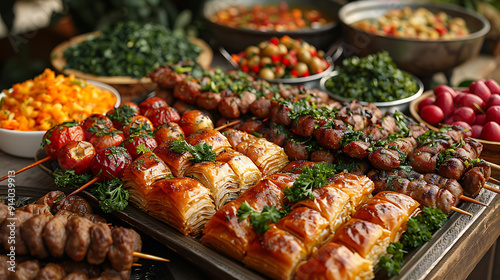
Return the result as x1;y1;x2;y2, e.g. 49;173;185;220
173;80;201;104
218;97;241;119
269;100;291;127
21;213;52;258
44;213;70;258
65;216;94;262
108;228;142;271
37;263;66;280
1;210;32;255
249;98;271;119
196;91;222;111
87;223;113;265
284;140;309;161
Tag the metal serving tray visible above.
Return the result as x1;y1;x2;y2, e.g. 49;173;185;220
35;148;497;280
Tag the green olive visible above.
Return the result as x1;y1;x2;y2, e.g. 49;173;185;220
262;43;279;57
245;46;260;57
297;49;312;64
309;57;325;74
259;67;275;80
277;43;288;56
294;62;309;75
258;41;268;49
247;55;260;67
260;56;272;66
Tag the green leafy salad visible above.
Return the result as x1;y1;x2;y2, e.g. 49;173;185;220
63;21;202;78
324;51;418;102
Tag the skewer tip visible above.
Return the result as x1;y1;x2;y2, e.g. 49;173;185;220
484;184;500;195
488;177;500;185
133;252;170;262
450;206;472;217
459;195;488;207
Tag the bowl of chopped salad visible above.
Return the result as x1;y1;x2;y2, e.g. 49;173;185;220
319;51;424;114
338;1;490;77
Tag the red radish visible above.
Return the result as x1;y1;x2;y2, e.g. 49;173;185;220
469;80;491;102
480;121;500;142
434;85;457;98
474;114;487;125
418;97;435;111
454;91;466;104
484;79;500;95
453;107;475;125
443;117;454;125
434;91;454;117
459;94;486;113
420;105;444;126
452;121;472;137
471;125;483;138
486;94;500;108
486;106;500;123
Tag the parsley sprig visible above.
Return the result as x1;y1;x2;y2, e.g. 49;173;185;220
379;242;407;277
236;201;289;233
283;163;338;202
89;178;129;213
168;139;216;163
53;168;94;188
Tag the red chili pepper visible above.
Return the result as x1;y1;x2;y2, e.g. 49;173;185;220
435;25;448;35
302;71;310;77
252;65;260;73
271;37;279;45
291;69;299;76
271;55;281;62
282;57;290;66
241;65;249;72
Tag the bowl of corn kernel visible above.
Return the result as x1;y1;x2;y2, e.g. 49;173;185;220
0;69;120;158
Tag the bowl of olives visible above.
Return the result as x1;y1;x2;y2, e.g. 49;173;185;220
220;36;341;85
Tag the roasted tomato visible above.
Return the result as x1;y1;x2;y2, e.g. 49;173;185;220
139;96;169;115
122;132;158;160
143;107;181;127
58;141;96;175
121;115;154;138
81;114;114;140
178;110;214;136
154;122;184;144
90;128;125;152
106;103;140;129
91;146;132;181
42;121;85;160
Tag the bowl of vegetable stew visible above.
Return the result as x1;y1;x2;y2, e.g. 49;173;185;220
202;0;342;52
338;1;490;78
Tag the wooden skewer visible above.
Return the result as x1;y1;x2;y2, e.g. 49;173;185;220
132;263;142;267
488;177;500;185
483;160;500;173
214;120;241;131
133;252;170;262
0;156;51;182
484;184;500;195
459;195;488;207
68;176;99;197
450;206;472;216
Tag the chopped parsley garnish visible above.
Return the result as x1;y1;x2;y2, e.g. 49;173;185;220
236;201;288;233
53;168;94;188
107;104;136;126
168;139;216;163
283;163;338;202
89;178;129;213
401;206;448;249
417;125;453;145
379;242;407;277
436;139;465;167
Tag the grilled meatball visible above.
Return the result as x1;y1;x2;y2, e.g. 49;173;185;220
1;210;32;255
9;260;40;280
196;91;222;111
284;140;309;161
250;98;271;119
65;216;94;262
44;213;69;258
262;127;287;146
218;97;241;119
269;100;291;126
313;128;344;151
87;223;113;265
56;196;93;216
309;149;335;163
37;263;67;280
240;119;265;135
343;141;371;159
173;80;201;104
21;213;53;258
36;190;66;210
108;228;142;271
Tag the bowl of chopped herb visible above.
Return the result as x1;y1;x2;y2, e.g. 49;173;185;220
51;22;213;101
319;51;424;114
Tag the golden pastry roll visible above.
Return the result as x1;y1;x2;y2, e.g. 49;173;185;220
276;207;330;253
223;128;256;148
216;149;262;192
123;152;172;211
327;173;375;211
329;219;390;265
185;128;231;155
235;138;289;176
146;177;215;236
293;184;351;232
295;242;374;280
244;225;308;280
154;140;193;177
185;161;240;210
352;200;408;243
372;191;421;217
263;173;298;190
202;179;285;260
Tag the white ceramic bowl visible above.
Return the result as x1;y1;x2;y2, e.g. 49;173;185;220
0;80;121;158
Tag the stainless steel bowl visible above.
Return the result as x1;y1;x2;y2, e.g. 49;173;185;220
319;71;424;114
338;1;490;78
202;0;342;52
